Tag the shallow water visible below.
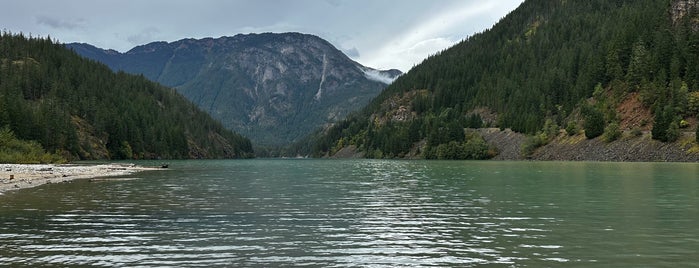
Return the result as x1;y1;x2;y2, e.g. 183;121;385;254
1;160;698;267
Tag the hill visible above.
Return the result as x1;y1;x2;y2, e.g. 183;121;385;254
67;33;401;148
311;0;699;160
0;32;253;161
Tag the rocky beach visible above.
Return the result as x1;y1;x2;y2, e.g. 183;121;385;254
0;163;158;193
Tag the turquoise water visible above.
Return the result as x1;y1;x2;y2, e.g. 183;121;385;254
1;160;698;267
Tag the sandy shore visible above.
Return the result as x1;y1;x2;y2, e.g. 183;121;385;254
0;163;160;193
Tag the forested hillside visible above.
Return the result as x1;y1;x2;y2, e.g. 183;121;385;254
311;0;699;159
0;32;253;161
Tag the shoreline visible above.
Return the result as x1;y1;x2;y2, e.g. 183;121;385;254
0;163;160;194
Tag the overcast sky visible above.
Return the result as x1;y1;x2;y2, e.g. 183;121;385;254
1;0;523;72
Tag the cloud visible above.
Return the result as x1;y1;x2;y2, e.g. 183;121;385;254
126;27;162;47
357;1;514;71
35;15;84;30
324;0;343;7
343;47;360;58
361;68;399;84
9;0;524;72
237;22;301;35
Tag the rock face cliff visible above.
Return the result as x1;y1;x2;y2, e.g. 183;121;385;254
672;0;698;20
67;33;401;146
672;0;699;30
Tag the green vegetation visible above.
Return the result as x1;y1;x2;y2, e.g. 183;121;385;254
309;0;699;158
0;32;253;161
602;122;622;142
424;136;494;160
565;121;578;136
652;105;682;142
583;105;606;139
521;119;559;157
0;126;65;163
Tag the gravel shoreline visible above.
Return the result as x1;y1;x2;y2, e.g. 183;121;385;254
479;128;699;162
332;128;699;162
0;163;159;193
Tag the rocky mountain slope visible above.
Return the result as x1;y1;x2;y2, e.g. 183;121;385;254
67;33;401;146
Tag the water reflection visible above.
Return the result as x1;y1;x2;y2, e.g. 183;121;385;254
0;160;698;267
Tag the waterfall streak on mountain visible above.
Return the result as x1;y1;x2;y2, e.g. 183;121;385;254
254;65;262;97
314;54;328;101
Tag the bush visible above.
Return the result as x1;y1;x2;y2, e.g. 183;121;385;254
565;121;578;136
688;92;699;116
543;119;559;139
631;128;643;137
0;126;65;164
679;119;689;128
425;132;494;160
583;107;605;139
666;121;680;142
521;132;548;157
602;122;621;142
463;134;492;159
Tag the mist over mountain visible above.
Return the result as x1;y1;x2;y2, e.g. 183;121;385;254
67;33;401;147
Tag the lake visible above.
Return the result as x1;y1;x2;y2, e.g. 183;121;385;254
1;160;698;267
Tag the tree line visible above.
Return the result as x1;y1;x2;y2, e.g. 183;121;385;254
309;0;699;159
0;32;253;161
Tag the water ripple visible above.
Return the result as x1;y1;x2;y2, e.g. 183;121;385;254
1;160;698;267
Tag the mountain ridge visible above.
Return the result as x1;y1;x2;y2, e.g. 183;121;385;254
67;33;401;147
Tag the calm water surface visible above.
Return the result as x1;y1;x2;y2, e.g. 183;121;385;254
1;160;698;267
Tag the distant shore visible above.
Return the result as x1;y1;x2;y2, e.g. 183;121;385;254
0;163;159;194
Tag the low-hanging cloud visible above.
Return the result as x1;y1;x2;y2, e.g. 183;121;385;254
361;67;400;85
35;15;84;30
127;27;162;47
343;47;360;58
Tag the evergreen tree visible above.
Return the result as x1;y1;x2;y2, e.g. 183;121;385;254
308;0;699;158
583;106;605;139
652;105;677;142
0;33;254;160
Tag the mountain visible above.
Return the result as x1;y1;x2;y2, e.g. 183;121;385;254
66;33;401;147
311;0;699;160
0;33;254;161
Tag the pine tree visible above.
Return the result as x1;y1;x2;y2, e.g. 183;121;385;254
583;106;605;139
